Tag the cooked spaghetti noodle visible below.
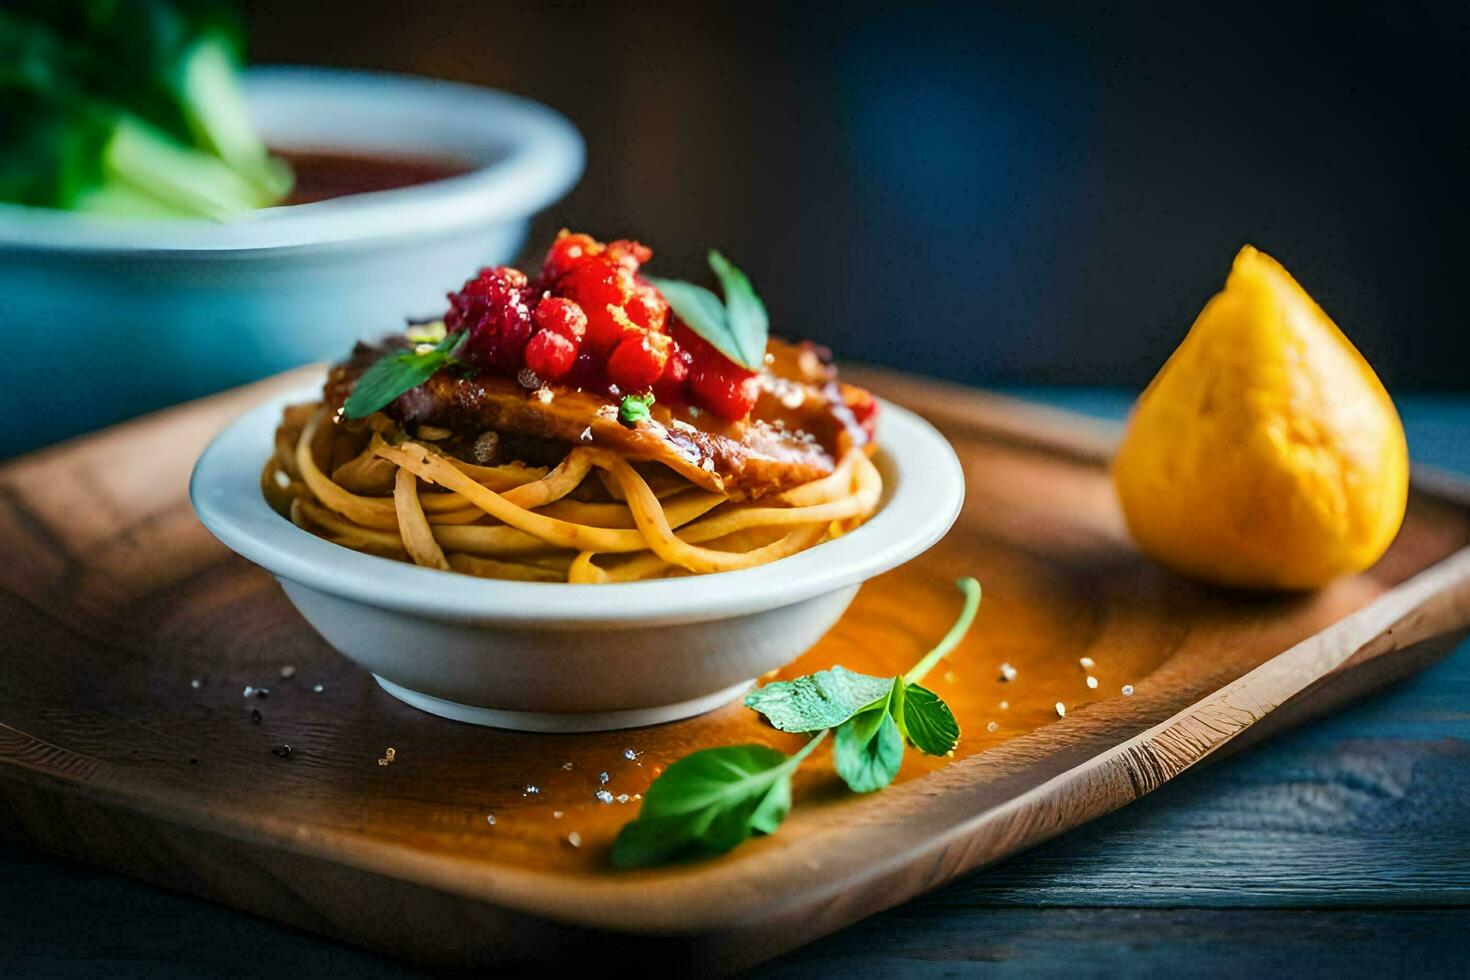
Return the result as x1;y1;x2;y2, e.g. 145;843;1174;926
262;405;882;583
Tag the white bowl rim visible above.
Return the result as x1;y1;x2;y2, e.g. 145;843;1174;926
0;66;584;254
189;378;966;627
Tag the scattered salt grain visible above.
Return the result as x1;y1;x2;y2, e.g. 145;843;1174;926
378;747;396;767
616;794;630;804
553;810;564;819
524;784;540;796
242;686;255;698
1055;702;1066;717
998;663;1017;683
579;427;594;443
999;700;1009;710
1079;656;1095;670
567;832;582;848
190;678;204;690
1086;675;1099;690
623;748;639;761
562;761;574;771
1122;684;1135;696
595;789;614;804
312;684;325;694
279;665;296;679
943;670;958;684
485;814;497;826
598;771;610;785
986;721;999;733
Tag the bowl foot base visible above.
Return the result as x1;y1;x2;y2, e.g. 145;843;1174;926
372;675;754;732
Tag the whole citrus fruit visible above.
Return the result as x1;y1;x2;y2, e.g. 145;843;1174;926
1112;245;1408;590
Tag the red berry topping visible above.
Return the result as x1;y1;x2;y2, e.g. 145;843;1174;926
653;338;692;403
604;238;653;270
674;322;759;421
448;266;534;372
540;231;601;284
532;296;588;343
626;282;668;333
435;233;765;423
608;331;672;391
690;356;760;422
560;257;638;353
523;329;578;380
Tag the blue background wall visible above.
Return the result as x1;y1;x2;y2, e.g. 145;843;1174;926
246;0;1470;389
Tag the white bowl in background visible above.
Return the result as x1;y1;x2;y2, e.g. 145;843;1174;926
190;382;966;732
0;67;583;456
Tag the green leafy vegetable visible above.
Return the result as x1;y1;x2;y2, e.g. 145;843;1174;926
743;664;894;733
647;251;769;371
833;679;906;793
897;683;960;756
610;734;825;869
617;392;655;427
343;332;466;420
614;578;982;867
0;0;290;218
707;250;769;368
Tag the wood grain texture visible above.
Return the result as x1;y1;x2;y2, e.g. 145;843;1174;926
1;366;1468;973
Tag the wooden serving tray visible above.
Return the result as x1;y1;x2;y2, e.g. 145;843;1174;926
2;366;1468;972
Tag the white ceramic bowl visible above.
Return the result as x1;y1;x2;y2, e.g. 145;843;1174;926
0;67;583;456
190;381;966;732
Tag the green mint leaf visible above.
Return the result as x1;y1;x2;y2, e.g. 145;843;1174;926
646;250;769;372
744;665;894;733
610;738;822;869
342;332;465;420
707;250;769;369
645;274;756;368
833;680;906;793
898;683;960;756
618;392;655;427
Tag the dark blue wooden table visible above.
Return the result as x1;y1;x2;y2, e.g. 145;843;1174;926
3;389;1466;977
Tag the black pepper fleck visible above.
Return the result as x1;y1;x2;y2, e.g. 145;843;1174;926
250;708;263;724
272;744;291;758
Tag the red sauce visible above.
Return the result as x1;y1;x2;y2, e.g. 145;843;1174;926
273;148;472;205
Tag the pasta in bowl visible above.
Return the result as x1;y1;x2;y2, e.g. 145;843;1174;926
192;232;963;730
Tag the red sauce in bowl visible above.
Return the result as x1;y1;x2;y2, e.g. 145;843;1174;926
274;148;473;205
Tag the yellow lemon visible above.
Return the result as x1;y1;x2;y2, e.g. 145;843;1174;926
1112;245;1408;590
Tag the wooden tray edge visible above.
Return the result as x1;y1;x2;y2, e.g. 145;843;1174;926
3;368;1470;970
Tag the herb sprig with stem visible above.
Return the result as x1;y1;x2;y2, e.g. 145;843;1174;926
647;251;769;371
342;327;466;420
612;578;981;869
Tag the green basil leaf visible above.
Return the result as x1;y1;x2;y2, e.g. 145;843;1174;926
645;274;757;369
899;683;960;756
610;740;818;869
342;332;464;420
707;250;769;370
744;665;894;733
833;681;905;793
